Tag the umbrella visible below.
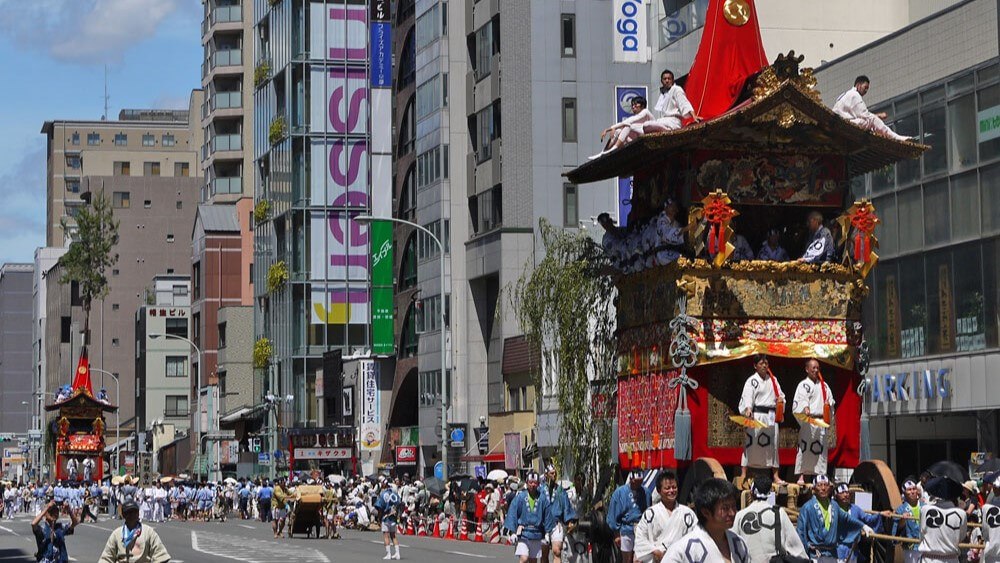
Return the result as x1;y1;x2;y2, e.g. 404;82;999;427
160;476;174;484
111;476;124;486
328;474;346;484
424;477;446;496
977;458;1000;474
486;469;508;481
458;477;476;492
224;477;238;485
926;460;967;485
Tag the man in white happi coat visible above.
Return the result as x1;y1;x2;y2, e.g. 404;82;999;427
82;457;95;482
663;479;750;563
918;475;967;563
152;483;168;523
140;483;156;522
652;70;700;131
833;76;912;142
634;471;697;562
793;358;836;485
66;458;79;482
980;493;1000;563
733;477;807;562
738;354;786;484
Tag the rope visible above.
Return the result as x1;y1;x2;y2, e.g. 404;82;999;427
863;531;983;550
668;369;700;411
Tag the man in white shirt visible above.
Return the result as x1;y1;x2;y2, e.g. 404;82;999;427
652;70;700;131
593;96;657;159
663;479;750;563
792;358;836;485
739;354;786;485
733;477;807;562
833;76;912;142
634;471;697;562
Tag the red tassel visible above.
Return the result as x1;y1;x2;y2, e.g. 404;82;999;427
854;233;862;262
864;235;870;261
717;228;725;254
708;225;717;254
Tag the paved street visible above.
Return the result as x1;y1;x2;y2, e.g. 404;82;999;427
0;512;510;562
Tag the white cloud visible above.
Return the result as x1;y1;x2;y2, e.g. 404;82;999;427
0;140;48;262
0;0;191;65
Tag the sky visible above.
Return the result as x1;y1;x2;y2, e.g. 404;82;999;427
0;0;203;264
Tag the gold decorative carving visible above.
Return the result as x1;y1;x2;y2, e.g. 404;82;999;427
753;103;818;129
723;0;750;26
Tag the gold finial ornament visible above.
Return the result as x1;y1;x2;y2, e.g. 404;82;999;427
723;0;750;26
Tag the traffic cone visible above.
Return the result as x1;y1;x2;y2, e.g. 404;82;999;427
433;516;442;538
406;516;415;536
474;519;484;542
459;517;469;541
489;521;500;544
417;516;427;536
445;516;456;540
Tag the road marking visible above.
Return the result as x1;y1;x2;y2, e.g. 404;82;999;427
192;530;330;562
239;524;256;529
0;525;16;535
444;551;494;559
368;540;410;547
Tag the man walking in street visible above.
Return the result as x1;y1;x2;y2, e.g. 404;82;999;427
98;501;170;563
374;479;402;559
540;464;577;563
607;470;651;563
31;500;79;563
504;472;555;563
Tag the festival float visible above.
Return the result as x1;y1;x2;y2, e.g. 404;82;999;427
45;350;116;482
565;0;926;507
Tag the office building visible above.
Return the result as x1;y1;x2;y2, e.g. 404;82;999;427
0;263;34;435
814;0;1000;478
31;247;66;477
135;275;192;473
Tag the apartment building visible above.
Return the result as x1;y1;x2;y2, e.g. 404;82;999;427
0;264;34;436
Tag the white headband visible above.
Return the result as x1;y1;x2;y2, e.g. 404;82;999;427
815;475;830;484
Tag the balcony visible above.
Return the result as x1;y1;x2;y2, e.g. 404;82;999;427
211;177;243;196
211;133;242;152
204;91;244;123
211;5;242;26
204;49;243;81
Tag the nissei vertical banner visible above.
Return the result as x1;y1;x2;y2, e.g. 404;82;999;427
369;0;393;354
359;360;381;451
615;86;646;227
612;0;650;63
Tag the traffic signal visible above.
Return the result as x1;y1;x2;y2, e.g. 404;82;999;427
0;433;15;443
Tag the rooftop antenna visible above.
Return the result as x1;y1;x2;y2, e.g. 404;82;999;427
102;65;110;121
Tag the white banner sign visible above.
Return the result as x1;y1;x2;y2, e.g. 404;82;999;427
612;0;650;63
359;360;381;451
294;447;352;460
310;2;368;62
310;66;368;136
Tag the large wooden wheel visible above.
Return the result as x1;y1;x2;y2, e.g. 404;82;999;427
679;457;727;504
851;459;902;511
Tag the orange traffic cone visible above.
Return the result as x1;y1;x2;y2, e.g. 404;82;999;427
417;516;427;536
406;516;415;536
489;522;501;544
445;516;456;540
459;517;469;541
474;519;484;542
433;516;442;538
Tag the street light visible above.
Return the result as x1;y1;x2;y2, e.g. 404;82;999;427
149;332;204;479
355;214;449;480
89;367;120;475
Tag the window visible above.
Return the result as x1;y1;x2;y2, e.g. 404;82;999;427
87;133;100;145
561;14;576;57
144;199;152;208
415;3;441;51
112;338;120;347
896;188;922;253
192;262;201;300
166;234;175;243
165;356;187;377
162;134;176;147
416;146;443;189
921;106;946;175
923;180;949;246
65;179;80;193
176;201;183;209
65;155;81;169
416;75;441;120
564;184;578;227
144;161;160;176
418;369;452;406
61;317;71;343
979;84;1000;162
71;132;80;145
416;293;450;333
165;395;188;417
112;191;130;208
192;313;200;348
142;134;155;146
114;133;127;146
174;162;190;177
113;161;131;176
562;98;577;142
948;94;976;171
401;234;417;289
112;269;119;276
473;21;496;81
471;185;502;234
442;73;449;107
417;219;449;260
111;303;119;311
218;322;227;349
507;385;528;411
475;102;501;163
165;317;187;338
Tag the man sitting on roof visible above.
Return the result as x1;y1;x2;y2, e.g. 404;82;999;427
652;70;701;131
592;97;655;160
833;76;913;142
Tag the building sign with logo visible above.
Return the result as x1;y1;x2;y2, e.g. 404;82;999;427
978;105;1000;143
359;360;381;451
612;0;650;63
395;445;417;465
294;447;352;460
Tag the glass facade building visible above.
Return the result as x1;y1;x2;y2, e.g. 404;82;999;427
859;60;1000;363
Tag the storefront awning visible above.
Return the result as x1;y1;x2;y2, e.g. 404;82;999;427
459;452;506;463
220;404;265;423
103;436;135;453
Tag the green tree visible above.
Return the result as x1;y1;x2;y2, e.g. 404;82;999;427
58;191;120;339
508;219;617;508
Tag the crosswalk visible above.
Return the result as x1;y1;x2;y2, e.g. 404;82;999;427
191;529;330;563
